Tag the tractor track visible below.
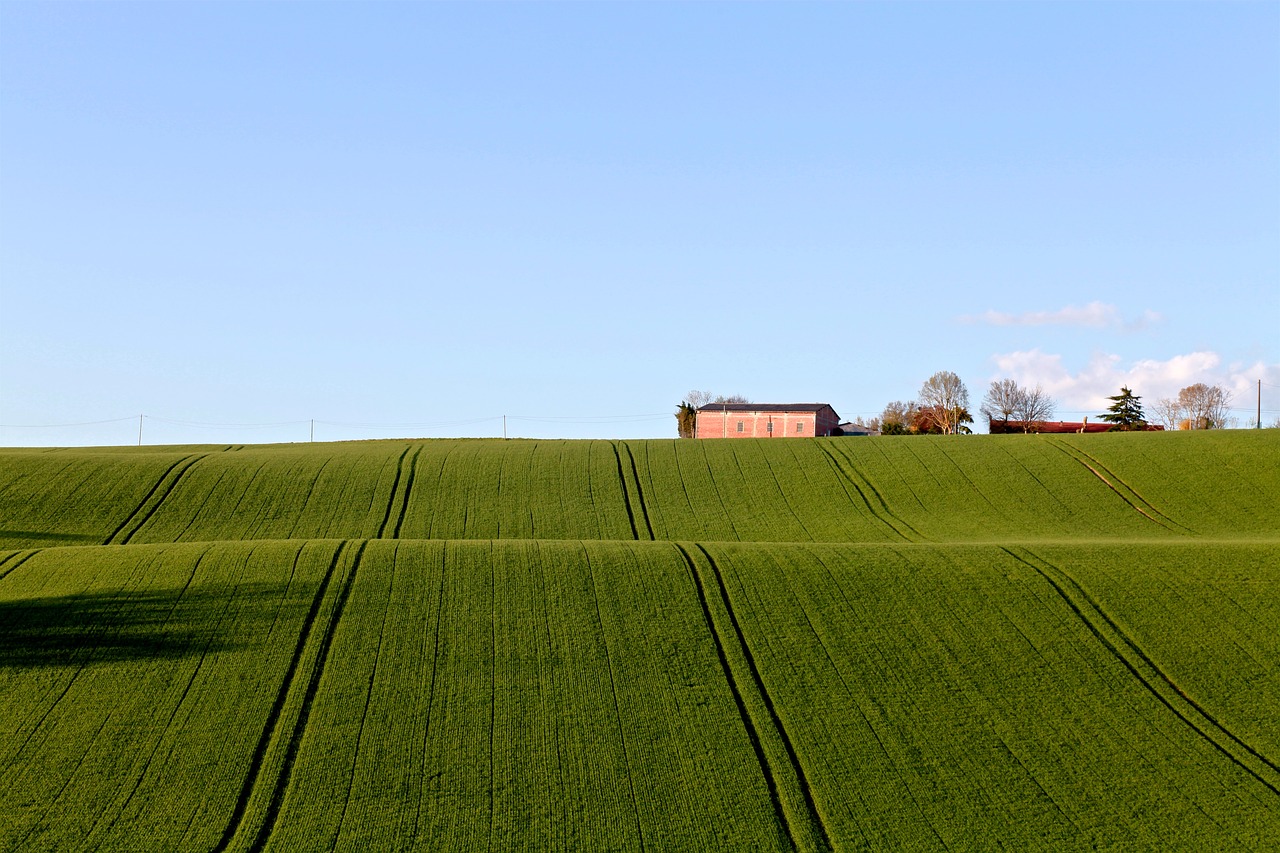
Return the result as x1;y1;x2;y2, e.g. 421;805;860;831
816;443;917;543
610;442;642;541
1003;546;1280;798
104;454;207;545
1050;440;1191;534
677;543;834;852
622;442;656;540
212;540;366;853
0;549;41;583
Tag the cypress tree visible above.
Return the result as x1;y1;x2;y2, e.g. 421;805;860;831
1099;386;1147;431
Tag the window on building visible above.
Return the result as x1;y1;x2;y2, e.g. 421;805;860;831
737;421;744;433
796;422;804;433
766;422;773;434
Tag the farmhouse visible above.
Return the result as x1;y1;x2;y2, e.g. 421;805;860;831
695;403;841;438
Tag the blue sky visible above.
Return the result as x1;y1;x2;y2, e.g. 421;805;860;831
2;1;1277;445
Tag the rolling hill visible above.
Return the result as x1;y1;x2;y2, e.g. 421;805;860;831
2;431;1277;851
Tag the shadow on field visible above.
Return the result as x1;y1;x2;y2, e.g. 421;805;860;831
0;583;291;669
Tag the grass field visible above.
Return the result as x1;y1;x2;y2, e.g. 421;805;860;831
1;431;1277;850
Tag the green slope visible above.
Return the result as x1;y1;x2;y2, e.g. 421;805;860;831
1;431;1276;549
1;431;1277;851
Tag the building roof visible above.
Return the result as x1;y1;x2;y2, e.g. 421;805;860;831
695;403;835;414
991;419;1164;434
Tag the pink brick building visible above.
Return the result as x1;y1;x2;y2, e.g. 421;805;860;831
695;403;841;439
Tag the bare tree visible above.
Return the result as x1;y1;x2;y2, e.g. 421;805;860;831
685;390;715;410
686;390;749;409
1152;396;1183;430
1013;385;1055;432
980;379;1021;432
981;378;1056;433
1177;383;1232;429
918;371;970;435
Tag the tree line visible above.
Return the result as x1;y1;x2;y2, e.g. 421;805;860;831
856;374;1238;434
676;376;1242;437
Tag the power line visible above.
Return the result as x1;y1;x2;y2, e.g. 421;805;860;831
316;416;502;430
147;416;312;429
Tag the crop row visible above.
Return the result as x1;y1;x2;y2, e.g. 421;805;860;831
3;539;1277;850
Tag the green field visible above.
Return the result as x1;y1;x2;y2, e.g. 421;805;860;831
2;431;1278;850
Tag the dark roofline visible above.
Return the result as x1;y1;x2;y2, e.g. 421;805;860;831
695;403;835;414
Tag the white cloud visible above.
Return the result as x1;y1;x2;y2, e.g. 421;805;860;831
987;349;1279;422
960;301;1162;331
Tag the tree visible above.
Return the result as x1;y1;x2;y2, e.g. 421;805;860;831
1151;395;1184;430
980;379;1021;432
1099;386;1147;431
1013;384;1055;432
918;371;970;435
878;400;918;434
914;405;974;435
1177;383;1232;430
675;401;697;439
685;390;715;410
686;390;749;409
1153;383;1232;430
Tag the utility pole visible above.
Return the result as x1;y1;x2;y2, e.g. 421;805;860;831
310;419;315;442
1259;379;1263;429
503;415;507;440
138;414;144;446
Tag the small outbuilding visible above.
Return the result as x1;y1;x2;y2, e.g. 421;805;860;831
837;421;879;436
695;403;841;439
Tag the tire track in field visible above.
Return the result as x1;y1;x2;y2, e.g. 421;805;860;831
104;454;207;545
391;446;424;538
1003;547;1280;798
0;549;41;583
376;445;421;539
815;443;918;542
622;442;656;540
610;442;642;540
676;544;833;852
1049;440;1192;534
212;540;366;853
